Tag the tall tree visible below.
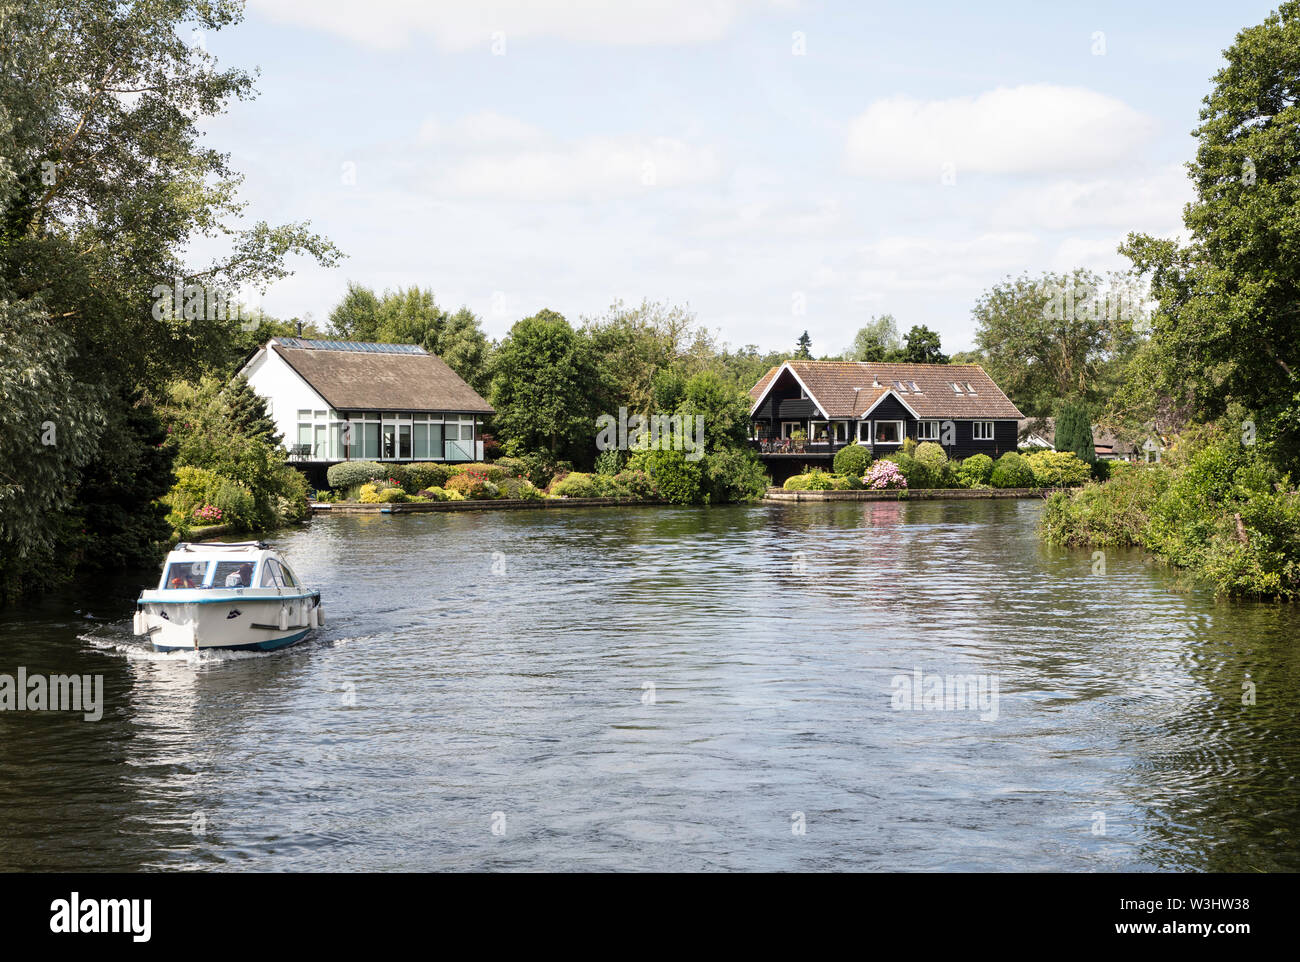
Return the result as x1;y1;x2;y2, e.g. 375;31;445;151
1120;1;1300;469
1055;401;1097;463
972;270;1141;418
844;314;902;361
897;325;950;364
0;0;339;599
326;283;490;393
795;330;812;359
489;310;599;459
327;281;381;341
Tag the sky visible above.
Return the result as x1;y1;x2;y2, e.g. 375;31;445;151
195;0;1281;355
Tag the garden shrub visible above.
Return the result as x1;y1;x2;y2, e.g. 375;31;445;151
913;442;948;474
704;449;771;502
506;453;564;489
863;460;907;489
886;453;936;488
956;453;994;487
1025;450;1091;487
492;456;528;479
405;462;454;491
165;466;259;532
378;487;409;503
784;468;837;491
417;487;451;501
496;477;544;500
327;460;386;490
594;448;625;476
990;452;1034;488
832;443;872;477
612;469;660;501
447;462;508;483
550;472;604;498
627;448;705;504
445;470;495;499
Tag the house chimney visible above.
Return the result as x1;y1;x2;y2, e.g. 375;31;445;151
296;319;303;336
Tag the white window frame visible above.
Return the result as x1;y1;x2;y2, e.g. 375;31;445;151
973;421;995;441
857;421;872;442
874;420;905;445
781;421;803;439
916;420;941;441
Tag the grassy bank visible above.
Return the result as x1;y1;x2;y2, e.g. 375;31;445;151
1040;431;1300;599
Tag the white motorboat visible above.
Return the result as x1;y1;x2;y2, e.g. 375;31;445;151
134;541;322;652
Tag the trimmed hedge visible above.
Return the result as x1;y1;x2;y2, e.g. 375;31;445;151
991;452;1035;488
956;453;994;487
327;460;387;490
1025;450;1091;487
832;443;872;477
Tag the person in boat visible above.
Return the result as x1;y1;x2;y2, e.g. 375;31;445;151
169;566;197;589
225;562;254;587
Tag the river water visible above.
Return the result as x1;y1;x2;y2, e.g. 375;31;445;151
1;500;1297;871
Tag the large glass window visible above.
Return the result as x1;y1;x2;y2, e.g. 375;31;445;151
164;561;209;589
214;560;255;588
874;420;904;444
917;420;940;441
260;560;284;588
973;421;995;441
362;422;380;459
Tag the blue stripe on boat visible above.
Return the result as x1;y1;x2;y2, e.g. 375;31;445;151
152;628;312;653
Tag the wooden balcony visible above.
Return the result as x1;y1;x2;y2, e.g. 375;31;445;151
752;438;853;458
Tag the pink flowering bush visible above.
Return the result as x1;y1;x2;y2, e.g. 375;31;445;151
193;503;224;523
863;460;908;490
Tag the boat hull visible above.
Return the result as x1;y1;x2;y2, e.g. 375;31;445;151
137;590;321;652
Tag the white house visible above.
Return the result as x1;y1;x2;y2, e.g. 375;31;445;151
239;337;493;463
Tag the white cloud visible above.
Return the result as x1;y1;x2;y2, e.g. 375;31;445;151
991;164;1192;233
434;134;723;200
417;111;545;148
845;84;1156;180
248;0;759;51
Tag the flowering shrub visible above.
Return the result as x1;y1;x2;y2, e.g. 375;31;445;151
193;504;223;523
445;469;495;499
864;460;908;489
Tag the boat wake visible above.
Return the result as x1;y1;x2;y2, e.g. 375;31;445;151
80;630;309;664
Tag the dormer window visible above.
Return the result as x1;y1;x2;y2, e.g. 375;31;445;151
909;381;921;393
964;382;977;395
950;382;963;394
893;380;908;393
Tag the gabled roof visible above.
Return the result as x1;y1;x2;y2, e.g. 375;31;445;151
259;338;493;414
750;360;1023;419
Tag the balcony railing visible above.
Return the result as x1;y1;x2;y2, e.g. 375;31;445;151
753;438;854;456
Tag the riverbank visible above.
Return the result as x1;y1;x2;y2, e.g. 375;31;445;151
764;486;1047;502
311;497;671;514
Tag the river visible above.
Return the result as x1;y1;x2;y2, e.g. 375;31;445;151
1;499;1297;871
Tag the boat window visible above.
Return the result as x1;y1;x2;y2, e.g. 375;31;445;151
164;561;209;590
214;560;255;588
260;560;284;588
278;563;298;587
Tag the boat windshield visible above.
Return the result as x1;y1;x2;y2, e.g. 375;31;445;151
163;560;210;589
214;560;256;588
